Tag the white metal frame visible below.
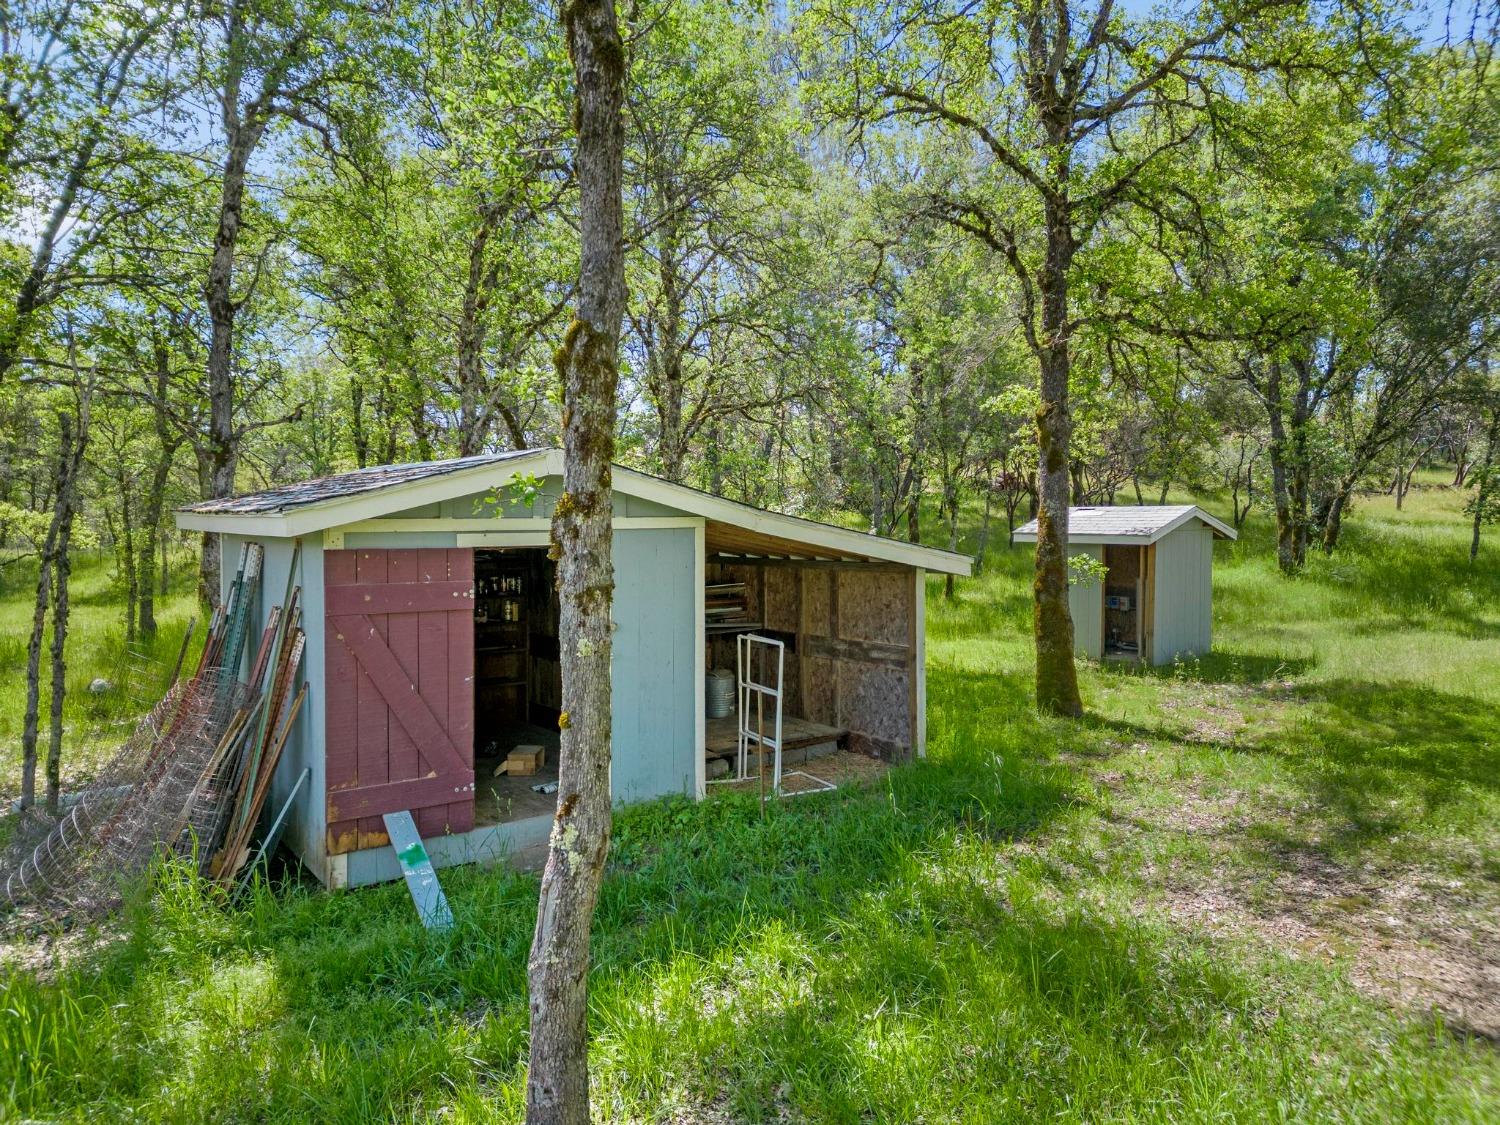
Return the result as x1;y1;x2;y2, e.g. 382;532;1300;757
734;633;834;799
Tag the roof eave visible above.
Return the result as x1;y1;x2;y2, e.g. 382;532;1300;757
613;466;971;575
174;451;973;575
173;449;561;536
1013;507;1238;545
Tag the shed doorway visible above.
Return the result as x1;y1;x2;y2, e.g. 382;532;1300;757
1102;543;1154;662
472;547;562;826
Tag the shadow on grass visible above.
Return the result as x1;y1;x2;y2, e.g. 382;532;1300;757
628;897;1303;1121
1091;671;1500;871
1270;678;1500;835
1099;651;1316;686
2;705;1489;1119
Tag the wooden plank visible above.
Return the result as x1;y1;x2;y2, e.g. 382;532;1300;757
416;560;449;839
831;570;842;727
908;569;920;758
797;567;809;722
353;550;389;849
323;551;360;854
707;556;904;571
803;635;910;670
705;714;845;755
328;772;476;822
331;613;470;778
1144;543;1156;664
704;523;860;561
382;810;454;931
1136;546;1145;655
444;548;475;835
384;552;422;793
324;580;474;615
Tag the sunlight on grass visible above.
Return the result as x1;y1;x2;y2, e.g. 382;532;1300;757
0;553;203;802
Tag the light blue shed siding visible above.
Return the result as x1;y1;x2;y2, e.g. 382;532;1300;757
344;531;459;549
1151;523;1214;663
1068;543;1104;661
610;527;698;803
217;534;327;874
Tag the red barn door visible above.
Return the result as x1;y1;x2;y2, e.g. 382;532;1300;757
324;548;475;853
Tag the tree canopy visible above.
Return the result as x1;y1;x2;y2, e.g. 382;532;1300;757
1;0;1496;738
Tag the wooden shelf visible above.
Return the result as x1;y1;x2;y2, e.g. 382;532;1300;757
476;557;531;725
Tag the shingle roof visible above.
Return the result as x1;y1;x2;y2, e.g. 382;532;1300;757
1012;505;1235;543
179;450;542;514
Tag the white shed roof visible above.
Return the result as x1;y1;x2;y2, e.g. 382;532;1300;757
1011;505;1236;545
175;448;972;575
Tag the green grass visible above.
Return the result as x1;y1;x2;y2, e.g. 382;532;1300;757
0;551;202;806
1;482;1497;1122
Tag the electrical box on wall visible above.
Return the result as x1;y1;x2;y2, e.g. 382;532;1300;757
1106;595;1132;611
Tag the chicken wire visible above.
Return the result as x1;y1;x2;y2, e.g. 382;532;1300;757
1;668;251;918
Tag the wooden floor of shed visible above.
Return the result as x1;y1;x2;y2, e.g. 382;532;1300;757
474;723;562;827
705;714;847;758
471;715;856;827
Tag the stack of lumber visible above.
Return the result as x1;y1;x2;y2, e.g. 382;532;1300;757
705;581;753;630
189;541;308;887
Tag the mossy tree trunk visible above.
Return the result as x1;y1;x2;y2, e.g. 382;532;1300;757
1470;386;1500;564
46;408;86;815
1032;180;1083;716
526;2;626;1122
202;120;260;605
21;400;89;813
19;415;71;811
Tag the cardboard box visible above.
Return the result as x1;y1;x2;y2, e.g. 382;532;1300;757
495;744;546;776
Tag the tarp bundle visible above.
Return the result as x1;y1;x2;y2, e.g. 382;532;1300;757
2;541;307;918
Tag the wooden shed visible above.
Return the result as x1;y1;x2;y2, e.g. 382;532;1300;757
175;449;970;888
1013;505;1236;665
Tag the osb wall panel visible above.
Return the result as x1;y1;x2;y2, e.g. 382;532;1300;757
701;560;918;759
708;635;734;672
836;570;910;647
810;563;916;759
802;654;838;727
801;570;832;636
837;660;911;755
781;651;803;718
763;567;800;632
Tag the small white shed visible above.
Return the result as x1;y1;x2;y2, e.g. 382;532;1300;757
1013;505;1237;665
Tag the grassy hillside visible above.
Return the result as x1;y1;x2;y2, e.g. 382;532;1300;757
1;482;1497;1122
0;553;202;806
